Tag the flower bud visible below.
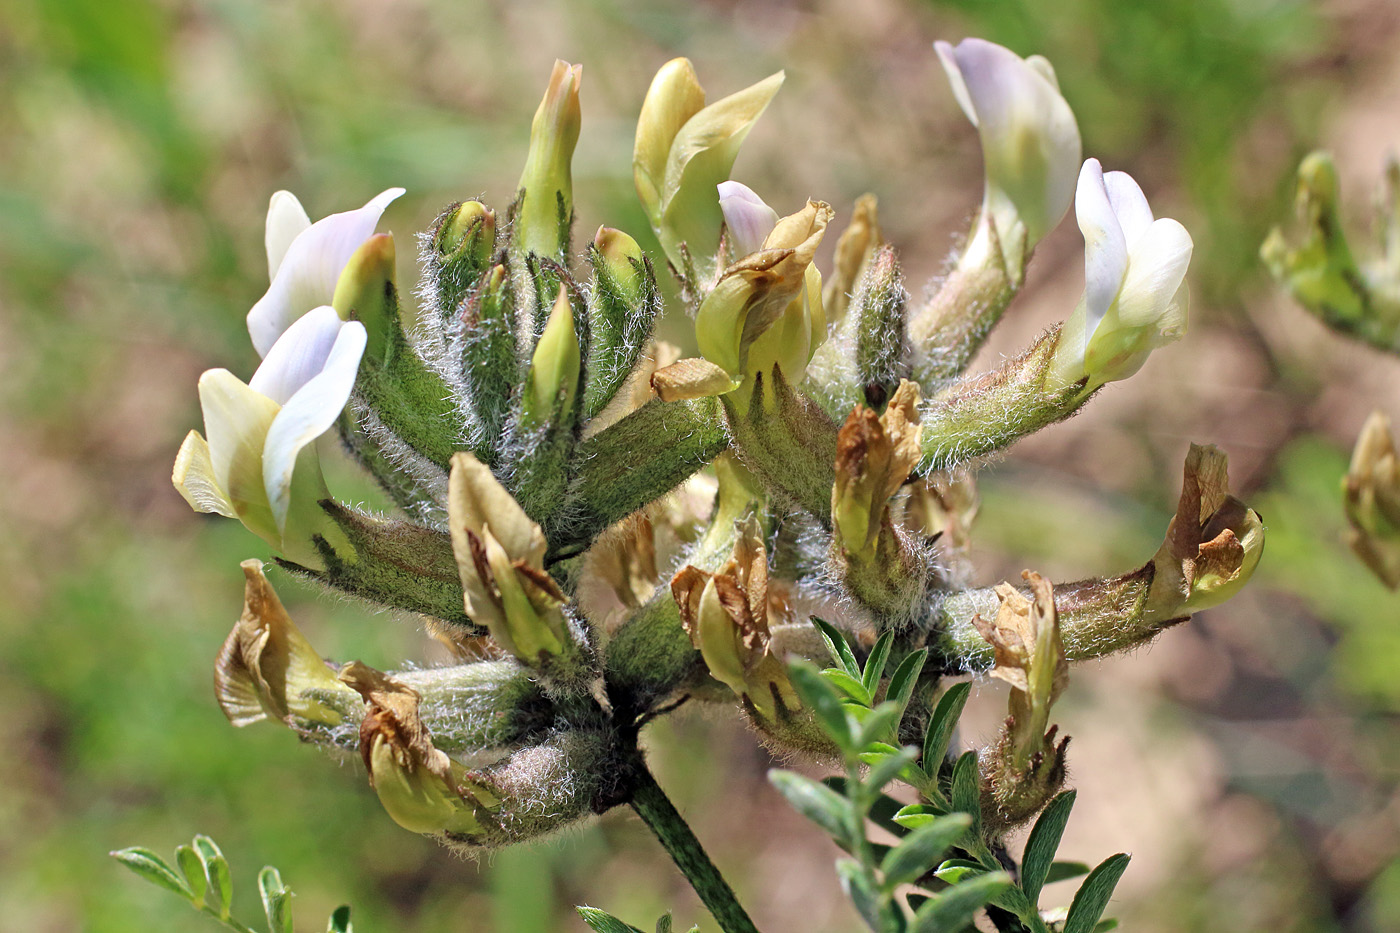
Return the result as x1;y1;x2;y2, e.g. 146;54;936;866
524;284;582;425
832;380;923;558
331;233;397;362
341;662;498;837
694;196;832;408
1344;411;1400;588
935;39;1080;275
515;60;582;259
1145;444;1264;622
1051;159;1193;390
447;452;571;664
214;560;361;730
634;59;784;276
431;200;497;305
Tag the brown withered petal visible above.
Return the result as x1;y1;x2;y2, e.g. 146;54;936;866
513;560;569;607
214;625;265;727
340;661;456;789
651;357;738;402
1167;443;1232;569
671;564;712;641
972;582;1034;694
723;515;769;626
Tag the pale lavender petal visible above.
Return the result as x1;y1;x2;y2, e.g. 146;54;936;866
263;321;367;531
935;40;977;126
718;181;779;257
1103;171;1154;247
1076;159;1128;343
247;187;405;357
265;190;311;280
249;306;345;405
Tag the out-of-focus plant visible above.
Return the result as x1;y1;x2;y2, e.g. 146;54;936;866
1266;153;1400;590
112;834;353;933
121;38;1268;932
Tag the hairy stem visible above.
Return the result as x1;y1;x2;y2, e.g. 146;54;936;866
628;759;760;933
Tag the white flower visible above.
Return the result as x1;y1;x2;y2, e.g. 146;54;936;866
1052;159;1193;389
174;307;367;568
935;38;1081;273
247;188;404;357
718;180;779;258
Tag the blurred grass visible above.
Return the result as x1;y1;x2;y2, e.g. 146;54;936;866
0;0;1397;931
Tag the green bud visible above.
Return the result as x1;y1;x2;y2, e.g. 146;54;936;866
429;200;497;319
853;246;909;408
1343;411;1400;588
515;60;582;259
332;232;397;362
525;285;582;426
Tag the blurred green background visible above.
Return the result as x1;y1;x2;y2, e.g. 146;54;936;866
1;0;1399;930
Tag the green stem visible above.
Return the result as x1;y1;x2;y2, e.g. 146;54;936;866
628;759;760;933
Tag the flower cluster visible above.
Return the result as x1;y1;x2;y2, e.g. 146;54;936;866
174;41;1261;876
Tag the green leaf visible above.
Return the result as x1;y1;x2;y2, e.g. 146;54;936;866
1092;920;1120;932
881;813;973;887
1022;790;1077;906
175;844;207;905
812;617;861;678
906;893;930;913
910;872;1013;933
259;866;293;933
892;803;948;830
1045;861;1092;885
883;648;927;726
110;848;194;901
327;905;354;933
950;752;981;828
193;835;234;920
1063;854;1130;933
821;668;872;706
577;906;647;933
861;745;919;794
855;702;902;751
862;632;894;696
788;660;854;752
922;683;970;780
932;858;985;884
829;780;910;838
835;858;882;932
769;770;858;846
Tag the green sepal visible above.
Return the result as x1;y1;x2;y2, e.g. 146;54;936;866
427;199;497;322
725;366;839;524
289;501;481;633
458;261;521;460
584;230;661;419
550;396;726;560
334;247;465;469
853;246;909;409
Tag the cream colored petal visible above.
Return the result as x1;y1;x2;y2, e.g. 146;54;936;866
448;453;547;565
198;369;280;541
173;430;236;517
